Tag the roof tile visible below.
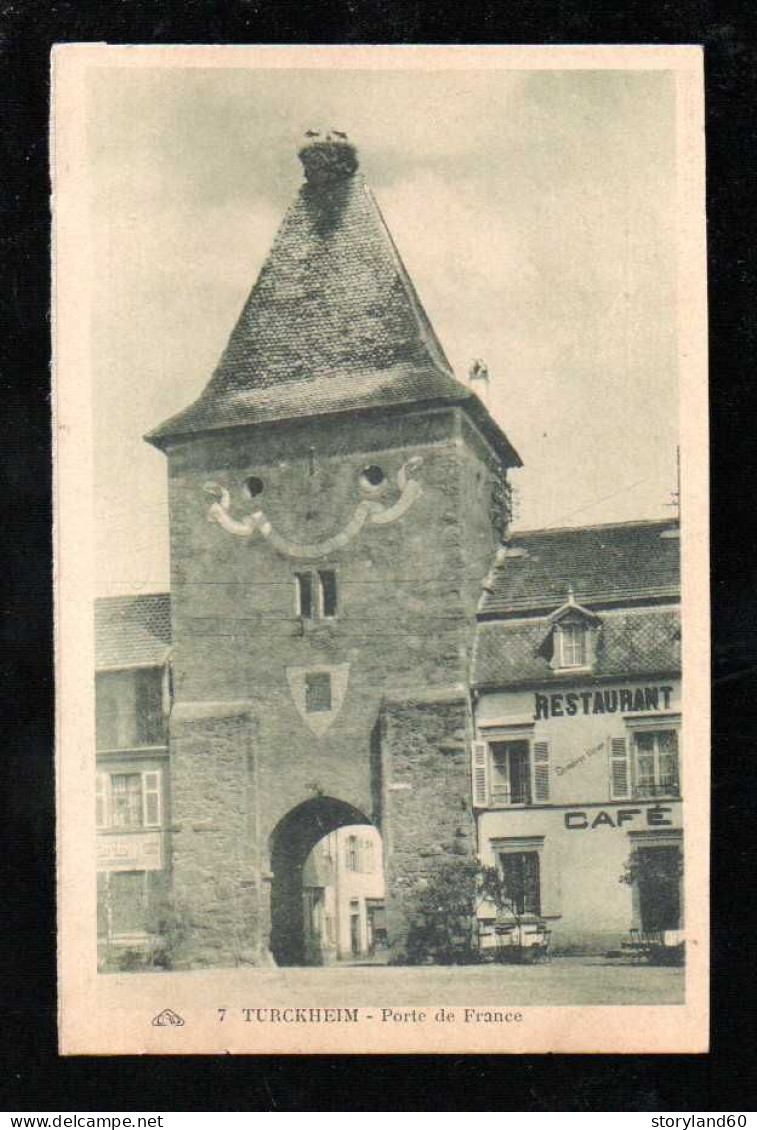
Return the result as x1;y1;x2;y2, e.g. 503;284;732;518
95;594;171;670
481;520;680;614
474;608;681;688
146;151;519;465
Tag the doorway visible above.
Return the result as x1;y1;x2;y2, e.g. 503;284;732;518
637;845;682;931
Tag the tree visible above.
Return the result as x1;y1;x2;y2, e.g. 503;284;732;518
404;858;482;965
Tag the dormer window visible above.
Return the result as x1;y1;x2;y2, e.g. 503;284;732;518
557;622;587;668
547;590;600;673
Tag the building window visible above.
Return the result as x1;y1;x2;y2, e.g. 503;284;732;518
633;731;680;799
97;870;166;938
295;573;314;619
96;667;165;750
360;465;385;491
295;570;338;619
244;475;264;499
110;871;148;934
346;835;359;872
96;770;163;829
363;837;375;873
135;669;164;746
557;623;587;668
490;740;532;806
318;570;338;618
304;888;324;936
499;851;541;916
473;738;550;809
111;773;144;828
305;672;332;713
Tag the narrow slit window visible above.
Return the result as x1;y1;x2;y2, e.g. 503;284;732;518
319;570;338;618
295;573;314;619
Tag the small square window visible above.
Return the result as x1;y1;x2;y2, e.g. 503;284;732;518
305;672;332;713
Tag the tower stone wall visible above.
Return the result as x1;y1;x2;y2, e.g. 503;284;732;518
162;405;507;963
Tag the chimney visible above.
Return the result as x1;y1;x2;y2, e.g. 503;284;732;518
468;358;490;408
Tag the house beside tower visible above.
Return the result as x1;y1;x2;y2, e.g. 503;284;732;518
94;134;682;968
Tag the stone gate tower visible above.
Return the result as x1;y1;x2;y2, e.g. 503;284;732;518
146;135;521;966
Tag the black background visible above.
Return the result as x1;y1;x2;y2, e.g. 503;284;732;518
1;0;755;1112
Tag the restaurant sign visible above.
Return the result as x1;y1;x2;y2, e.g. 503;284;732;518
534;685;674;721
97;831;162;872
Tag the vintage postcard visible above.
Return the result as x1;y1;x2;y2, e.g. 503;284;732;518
54;44;709;1054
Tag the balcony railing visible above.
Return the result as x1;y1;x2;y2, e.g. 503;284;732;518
633;782;681;800
490;787;532;807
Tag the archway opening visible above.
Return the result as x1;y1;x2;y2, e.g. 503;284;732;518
269;797;385;967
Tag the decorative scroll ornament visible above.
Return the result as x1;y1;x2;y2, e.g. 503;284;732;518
286;663;350;737
203;456;424;560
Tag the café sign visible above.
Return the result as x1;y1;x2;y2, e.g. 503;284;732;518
534;684;674;721
97;831;162;872
564;806;676;830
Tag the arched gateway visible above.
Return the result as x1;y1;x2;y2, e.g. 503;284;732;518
270;797;377;966
146;134;520;968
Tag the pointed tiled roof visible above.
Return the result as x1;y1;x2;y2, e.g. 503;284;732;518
146;138;520;466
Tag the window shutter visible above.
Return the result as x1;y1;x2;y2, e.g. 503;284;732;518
609;737;630;800
472;741;489;808
142;771;162;827
95;773;108;828
532;741;550;802
524;851;541;915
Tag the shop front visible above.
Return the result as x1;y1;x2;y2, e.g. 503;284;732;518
474;676;683;954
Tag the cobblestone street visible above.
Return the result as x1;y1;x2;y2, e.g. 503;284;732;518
128;955;685;1008
258;957;685;1007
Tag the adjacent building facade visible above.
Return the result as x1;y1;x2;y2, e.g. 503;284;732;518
301;826;386;963
473;521;682;953
95;595;172;963
93;134;683;966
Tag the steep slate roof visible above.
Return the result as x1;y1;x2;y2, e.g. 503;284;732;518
95;594;171;670
473;608;681;689
146;138;520;466
480;519;680;616
473;519;681;689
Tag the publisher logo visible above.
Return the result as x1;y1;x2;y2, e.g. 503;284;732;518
152;1008;185;1027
